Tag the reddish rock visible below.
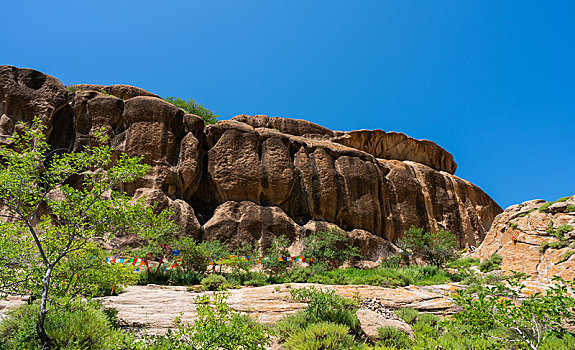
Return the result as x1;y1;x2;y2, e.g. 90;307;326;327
472;197;575;283
0;66;504;261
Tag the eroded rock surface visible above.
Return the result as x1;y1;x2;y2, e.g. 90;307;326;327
472;196;575;282
0;65;503;258
94;283;457;334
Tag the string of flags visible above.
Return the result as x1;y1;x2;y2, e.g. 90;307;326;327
104;255;315;270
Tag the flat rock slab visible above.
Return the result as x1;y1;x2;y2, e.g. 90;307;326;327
97;282;457;334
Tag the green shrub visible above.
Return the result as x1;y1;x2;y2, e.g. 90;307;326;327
289;287;360;332
164;96;218;124
394;308;419;325
397;226;459;267
275;311;309;341
566;205;575;213
244;272;269;287
446;257;480;269
201;274;227;290
0;300;121;350
379;255;402;268
303;228;361;269
138;268;204;286
282;266;313;283
478;254;502;272
416;313;439;327
376;326;413;349
283;322;356;350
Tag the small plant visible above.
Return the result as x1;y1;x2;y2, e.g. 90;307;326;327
508;222;519;230
164;96;218;124
282;322;356;350
478;254;503;273
394;308;419;325
376;326;413;349
446;257;480;269
200;274;227;290
66;85;81;93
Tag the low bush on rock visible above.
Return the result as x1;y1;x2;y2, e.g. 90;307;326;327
478;253;503;272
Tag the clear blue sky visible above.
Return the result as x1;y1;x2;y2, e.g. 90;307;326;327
2;1;574;209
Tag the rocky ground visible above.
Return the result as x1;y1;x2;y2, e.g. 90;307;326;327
93;283;457;335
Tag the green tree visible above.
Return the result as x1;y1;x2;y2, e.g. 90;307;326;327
302;228;360;269
397;226;458;267
164;96;219;125
0;119;176;349
262;235;291;278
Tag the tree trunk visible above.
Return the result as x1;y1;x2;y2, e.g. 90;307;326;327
37;267;52;350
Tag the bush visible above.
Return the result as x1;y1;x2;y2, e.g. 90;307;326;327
201;274;227;290
0;300;121;350
289;287;360;332
303;228;361;269
394;308;419;325
243;272;269;287
397;227;459;267
262;235;291;278
275;311;309;341
138;268;204;286
446;257;480;269
283;322;356;350
376;326;413;349
164;96;218;124
539;196;571;213
478;254;502;273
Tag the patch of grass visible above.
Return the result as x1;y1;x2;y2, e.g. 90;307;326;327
376;326;413;349
478;254;503;273
446;257;480;269
539;196;571;213
508;222;519;230
518;208;537;217
395;308;419;325
138;268;204;286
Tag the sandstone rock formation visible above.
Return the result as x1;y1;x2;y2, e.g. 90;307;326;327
472;195;575;283
0;66;503;260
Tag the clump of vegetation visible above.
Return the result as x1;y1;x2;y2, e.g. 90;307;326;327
164;96;219;124
508;222;519;230
397;226;459;267
200;274;227;290
282;322;357;350
539;196;571;213
446;256;480;269
303;228;361;270
0;299;121;350
376;326;413;349
478;254;503;272
394;308;419;325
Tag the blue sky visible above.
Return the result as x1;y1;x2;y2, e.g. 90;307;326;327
2;1;574;208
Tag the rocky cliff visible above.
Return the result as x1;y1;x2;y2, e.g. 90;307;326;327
472;196;575;283
0;66;502;260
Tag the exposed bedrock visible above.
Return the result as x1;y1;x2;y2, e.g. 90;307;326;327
0;66;502;261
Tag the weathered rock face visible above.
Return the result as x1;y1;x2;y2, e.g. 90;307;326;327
472;196;575;282
0;66;503;261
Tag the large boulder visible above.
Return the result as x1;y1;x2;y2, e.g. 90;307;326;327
472;196;575;283
0;66;504;260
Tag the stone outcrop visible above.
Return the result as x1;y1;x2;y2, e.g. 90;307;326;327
0;66;503;260
472;196;575;282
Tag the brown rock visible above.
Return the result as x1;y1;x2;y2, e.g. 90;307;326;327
332;129;457;174
472;196;575;283
0;66;67;141
356;308;414;341
203;201;300;249
0;66;504;261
